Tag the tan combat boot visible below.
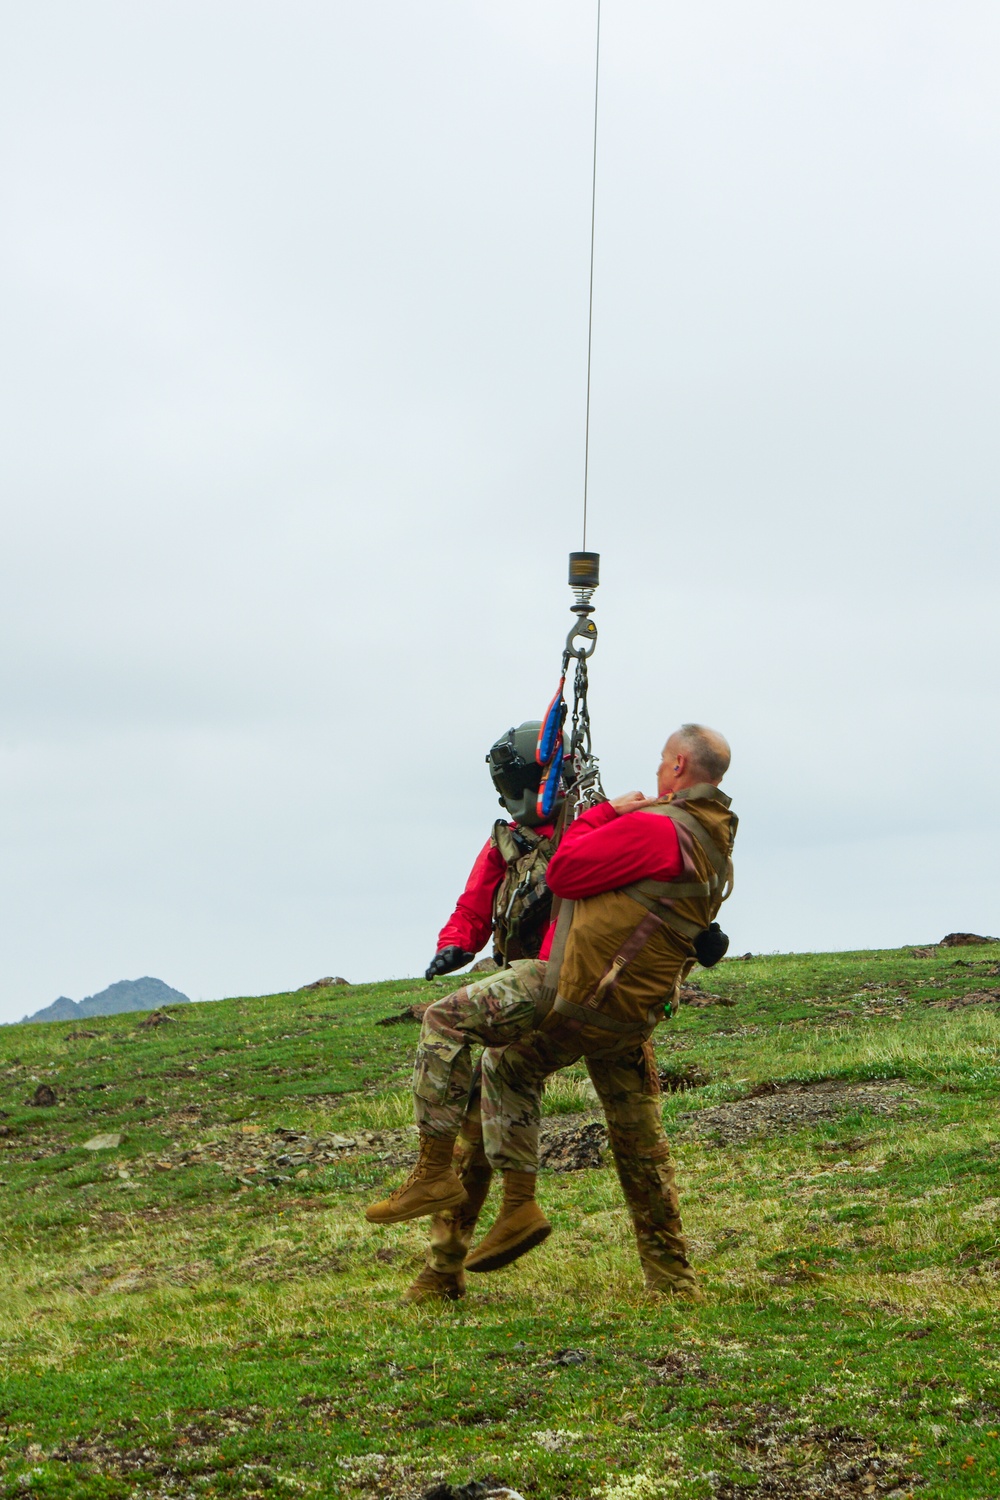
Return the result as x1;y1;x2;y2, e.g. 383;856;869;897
401;1264;467;1304
402;1144;494;1303
465;1169;551;1272
365;1133;468;1225
642;1258;706;1304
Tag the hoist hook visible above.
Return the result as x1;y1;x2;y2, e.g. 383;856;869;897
565;614;598;659
564;549;600;658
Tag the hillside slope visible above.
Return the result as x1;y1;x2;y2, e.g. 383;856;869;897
1;947;999;1499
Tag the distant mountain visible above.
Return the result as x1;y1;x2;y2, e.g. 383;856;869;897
21;977;190;1025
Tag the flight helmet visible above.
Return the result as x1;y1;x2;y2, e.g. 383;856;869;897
487;720;567;827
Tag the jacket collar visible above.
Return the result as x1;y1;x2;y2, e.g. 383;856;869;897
659;783;732;809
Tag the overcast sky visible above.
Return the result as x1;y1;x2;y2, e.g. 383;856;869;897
1;2;997;1024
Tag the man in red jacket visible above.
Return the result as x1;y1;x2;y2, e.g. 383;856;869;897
369;723;735;1303
406;721;561;1305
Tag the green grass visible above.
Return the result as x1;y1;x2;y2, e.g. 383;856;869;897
2;947;1000;1498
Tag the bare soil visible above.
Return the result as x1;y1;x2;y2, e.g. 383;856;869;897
681;1079;915;1146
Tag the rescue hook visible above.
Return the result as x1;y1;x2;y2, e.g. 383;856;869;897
565;551;600;659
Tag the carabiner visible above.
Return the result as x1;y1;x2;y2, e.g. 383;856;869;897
565;615;598;659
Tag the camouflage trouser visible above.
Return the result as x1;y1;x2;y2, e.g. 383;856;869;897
426;1062;493;1275
413;959;546;1172
416;959;690;1283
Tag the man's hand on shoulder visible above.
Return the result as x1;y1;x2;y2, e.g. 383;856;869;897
424;947;476;981
610;790;659;814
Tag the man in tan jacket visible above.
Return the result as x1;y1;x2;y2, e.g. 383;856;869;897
366;724;736;1301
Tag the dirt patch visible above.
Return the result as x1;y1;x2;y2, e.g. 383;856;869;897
714;1413;919;1499
48;1436;176;1479
26;1083;57;1107
539;1119;606;1171
681;1079;914;1146
47;1407;267;1483
926;987;1000;1010
645;1348;710;1384
135;1121;425;1183
376;1004;427;1027
940;932;997;947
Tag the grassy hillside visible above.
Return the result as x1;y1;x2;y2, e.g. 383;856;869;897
2;946;1000;1499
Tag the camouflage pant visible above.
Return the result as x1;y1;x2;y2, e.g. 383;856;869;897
416;959;690;1282
413;960;546;1171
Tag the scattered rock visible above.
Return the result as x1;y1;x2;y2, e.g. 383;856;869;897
136;1011;175;1029
83;1133;123;1151
910;947;937;959
470;957;499;974
940;932;998;947
682;1078;913;1146
298;977;350;990
539;1120;606;1171
66;1029;99;1039
679;984;734;1007
26;1083;57;1107
423;1482;517;1500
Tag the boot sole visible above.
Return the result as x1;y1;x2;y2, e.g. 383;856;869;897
365;1184;468;1225
465;1221;551;1273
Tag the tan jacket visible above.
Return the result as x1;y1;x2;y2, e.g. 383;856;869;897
545;785;737;1050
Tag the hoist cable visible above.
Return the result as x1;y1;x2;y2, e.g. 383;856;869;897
535;3;605;817
581;0;602;552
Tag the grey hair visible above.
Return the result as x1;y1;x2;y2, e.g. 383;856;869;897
674;724;731;783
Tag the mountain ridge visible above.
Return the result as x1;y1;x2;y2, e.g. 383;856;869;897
20;976;190;1025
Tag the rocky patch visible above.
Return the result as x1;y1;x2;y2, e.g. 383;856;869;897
680;984;734;1007
713;1413;919;1499
925;987;1000;1010
682;1079;914;1146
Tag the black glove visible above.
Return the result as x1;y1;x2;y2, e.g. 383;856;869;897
424;946;476;981
693;922;730;968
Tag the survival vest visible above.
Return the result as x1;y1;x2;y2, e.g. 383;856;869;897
490;820;557;964
543;785;737;1049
